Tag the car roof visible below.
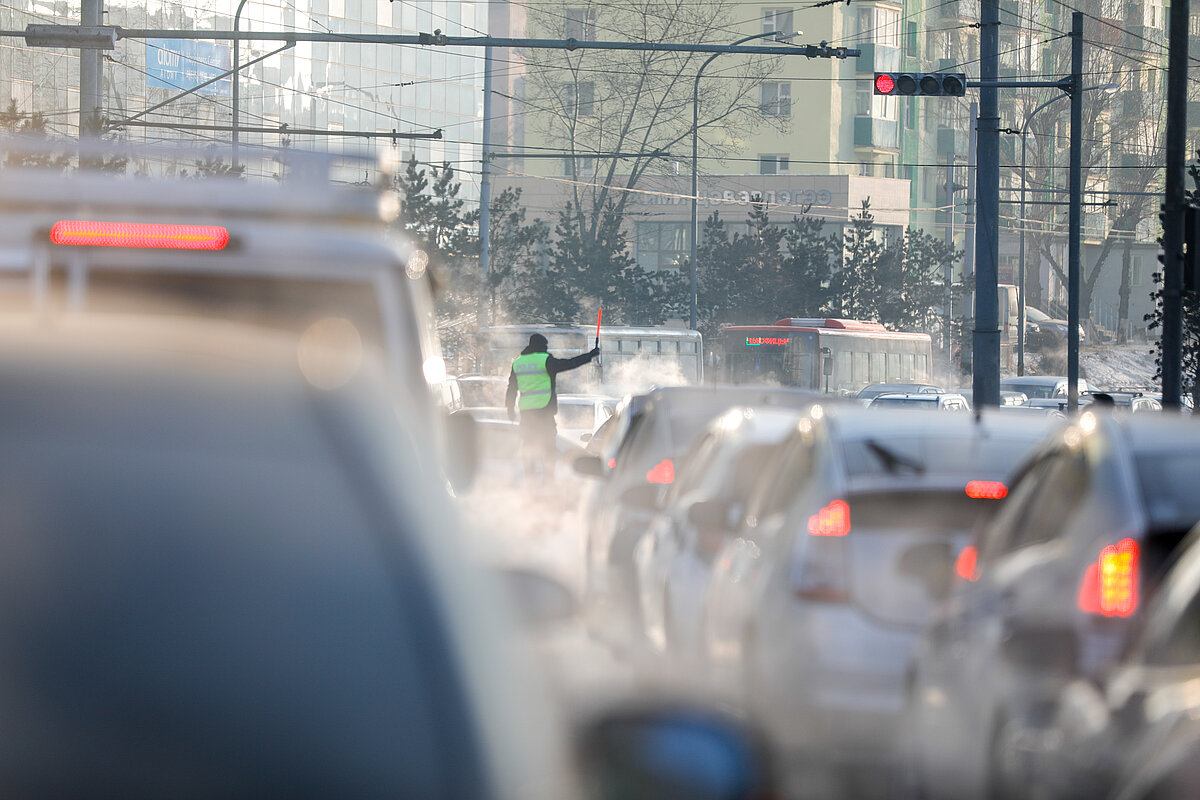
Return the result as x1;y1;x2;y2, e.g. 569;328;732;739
1001;375;1067;386
642;384;818;412
1110;411;1200;454
708;406;807;444
822;403;1060;441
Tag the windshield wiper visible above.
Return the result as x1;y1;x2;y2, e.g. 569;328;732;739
864;439;926;475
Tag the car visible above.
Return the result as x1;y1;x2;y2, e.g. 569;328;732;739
1001;375;1092;400
1036;522;1200;799
556;393;617;446
472;417;588;486
631;406;807;659
1025;306;1086;342
868;392;970;411
573;385;817;652
855;382;943;406
0;313;773;800
907;411;1200;800
701;406;1060;791
959;389;1029;407
1084;391;1163;413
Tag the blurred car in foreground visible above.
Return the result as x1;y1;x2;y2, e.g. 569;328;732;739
0;313;771;800
855;382;942;406
1037;523;1200;799
908;411;1200;800
868;392;970;411
702;407;1060;793
573;385;817;652
632;406;807;659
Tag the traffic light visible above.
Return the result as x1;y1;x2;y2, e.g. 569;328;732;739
873;73;967;97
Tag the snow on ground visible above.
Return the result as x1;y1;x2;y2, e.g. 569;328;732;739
1079;343;1159;390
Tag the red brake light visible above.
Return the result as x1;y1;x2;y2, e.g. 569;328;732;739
607;457;616;469
1077;538;1140;618
955;545;980;582
646;459;674;485
807;499;850;537
874;73;896;94
50;220;230;250
965;480;1008;500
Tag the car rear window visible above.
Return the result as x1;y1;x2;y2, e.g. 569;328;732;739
842;434;1039;482
1136;453;1200;533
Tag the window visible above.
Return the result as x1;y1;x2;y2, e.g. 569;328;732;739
562;82;595;117
857;5;900;47
759;154;789;174
635;222;689;271
906;21;919;56
905;97;917;129
855;87;871;116
562;156;596;176
564;7;595;39
761;8;794;39
760;82;791;117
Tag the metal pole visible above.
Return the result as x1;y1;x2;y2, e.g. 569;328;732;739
944;155;955;364
1018;129;1028;376
1067;12;1082;412
1162;0;1188;409
232;0;249;166
963;102;977;280
477;44;494;328
690;30;782;331
79;0;102;137
972;0;1000;407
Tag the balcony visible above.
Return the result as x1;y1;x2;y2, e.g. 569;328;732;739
855;44;900;74
854;116;899;150
934;0;979;21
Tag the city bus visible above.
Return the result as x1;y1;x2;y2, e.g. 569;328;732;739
720;318;933;394
474;324;703;393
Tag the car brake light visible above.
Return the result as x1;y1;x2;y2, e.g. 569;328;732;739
646;459;674;484
955;545;980;582
807;499;850;537
965;480;1008;500
50;220;230;250
607;457;616;469
1077;538;1139;618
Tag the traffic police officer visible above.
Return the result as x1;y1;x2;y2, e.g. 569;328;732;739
506;333;599;481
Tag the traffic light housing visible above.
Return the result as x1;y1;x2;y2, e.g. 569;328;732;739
873;72;967;97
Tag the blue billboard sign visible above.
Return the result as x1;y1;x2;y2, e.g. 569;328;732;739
145;39;233;97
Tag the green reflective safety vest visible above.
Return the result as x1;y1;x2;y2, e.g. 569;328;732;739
513;352;552;410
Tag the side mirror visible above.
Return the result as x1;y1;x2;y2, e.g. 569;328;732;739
688;499;737;536
1000;625;1078;674
500;567;578;630
898;541;955;601
621;483;664;513
444;410;479;493
573;454;608;479
578;704;771;800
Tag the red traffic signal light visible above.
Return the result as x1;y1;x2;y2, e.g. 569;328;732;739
873;72;967;97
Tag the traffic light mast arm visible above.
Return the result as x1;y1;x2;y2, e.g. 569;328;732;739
968;78;1072;91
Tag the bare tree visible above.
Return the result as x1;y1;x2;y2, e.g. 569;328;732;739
519;0;786;265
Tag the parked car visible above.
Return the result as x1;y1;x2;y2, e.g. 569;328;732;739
573;385;817;652
855;382;943;406
1001;375;1092;400
631;406;808;659
1036;523;1200;799
960;389;1029;407
459;374;509;407
868;392;970;411
701;406;1060;792
1085;391;1163;413
1026;306;1086;342
907;411;1200;800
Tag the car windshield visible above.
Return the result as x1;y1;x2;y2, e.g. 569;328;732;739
1003;382;1059;399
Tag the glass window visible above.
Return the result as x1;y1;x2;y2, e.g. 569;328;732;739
761;8;794;38
562;82;595;117
564;7;596;38
870;352;886;382
853;352;869;385
759;154;790;175
760;82;792;117
634;222;689;271
888;352;901;380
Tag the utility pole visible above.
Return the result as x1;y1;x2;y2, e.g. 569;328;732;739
477;43;494;329
79;0;103;137
972;0;1000;407
1161;0;1189;409
944;153;958;379
963;101;977;280
1066;12;1083;412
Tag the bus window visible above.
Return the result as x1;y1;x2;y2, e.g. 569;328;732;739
888;352;901;381
873;352;892;383
853;352;869;387
904;353;916;380
837;352;852;390
916;354;928;380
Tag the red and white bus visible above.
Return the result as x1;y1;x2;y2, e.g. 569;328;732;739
720;318;934;394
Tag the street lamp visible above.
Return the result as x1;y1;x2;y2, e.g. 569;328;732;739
1016;82;1118;376
690;29;798;331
